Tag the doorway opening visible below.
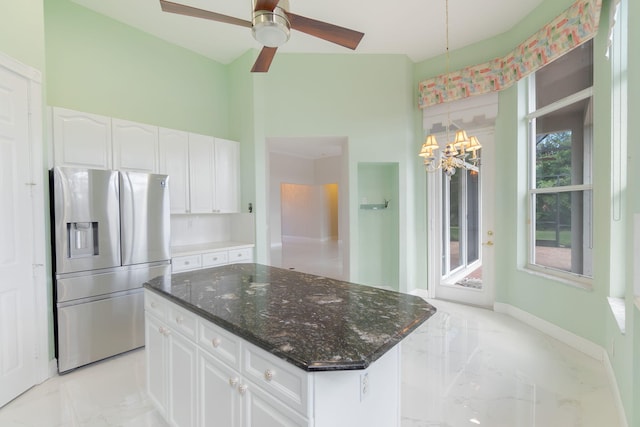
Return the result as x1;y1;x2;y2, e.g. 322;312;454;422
267;137;348;280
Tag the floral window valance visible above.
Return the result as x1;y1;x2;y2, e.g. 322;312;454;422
418;0;602;109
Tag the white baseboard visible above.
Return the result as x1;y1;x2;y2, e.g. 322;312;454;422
493;302;603;360
281;235;336;243
494;302;629;426
603;351;629;427
48;358;58;379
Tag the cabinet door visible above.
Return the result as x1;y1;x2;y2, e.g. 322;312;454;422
145;314;168;417
159;128;190;213
52;107;112;169
214;138;240;213
112;118;159;172
188;133;215;213
168;331;197;427
242;382;308;427
199;351;242;427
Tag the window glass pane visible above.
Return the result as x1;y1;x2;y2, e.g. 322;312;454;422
449;172;461;271
466;170;479;264
535;97;592;187
535;40;593;109
533;190;592;275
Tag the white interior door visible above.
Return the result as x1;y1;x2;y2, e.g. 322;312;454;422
0;55;47;407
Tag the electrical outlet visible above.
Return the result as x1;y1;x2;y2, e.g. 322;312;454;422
360;372;369;401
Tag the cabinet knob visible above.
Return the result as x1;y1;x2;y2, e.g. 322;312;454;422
176;316;184;324
238;384;248;396
264;369;275;381
185;261;190;265
150;301;157;308
229;377;238;387
212;337;221;348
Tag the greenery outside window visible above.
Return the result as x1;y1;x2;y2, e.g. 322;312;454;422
526;40;594;280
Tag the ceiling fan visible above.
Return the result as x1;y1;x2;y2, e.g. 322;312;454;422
159;0;365;72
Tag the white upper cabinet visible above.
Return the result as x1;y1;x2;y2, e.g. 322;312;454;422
52;107;112;169
188;134;240;214
159;128;190;214
112;118;159;173
188;133;216;214
214;138;240;214
51;107;240;214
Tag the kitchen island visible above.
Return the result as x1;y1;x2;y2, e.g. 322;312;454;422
144;263;436;427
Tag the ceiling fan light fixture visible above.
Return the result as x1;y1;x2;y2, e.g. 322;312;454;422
252;10;290;47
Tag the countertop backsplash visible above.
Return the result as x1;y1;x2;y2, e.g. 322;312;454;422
170;213;255;248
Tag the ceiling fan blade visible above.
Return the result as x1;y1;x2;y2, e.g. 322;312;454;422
251;47;278;72
254;0;280;12
160;0;252;28
286;13;364;50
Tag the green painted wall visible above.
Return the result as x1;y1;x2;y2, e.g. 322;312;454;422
44;0;229;137
414;0;636;423
246;53;418;289
358;163;400;289
0;0;45;71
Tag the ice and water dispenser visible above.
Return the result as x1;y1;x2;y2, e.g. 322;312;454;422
67;222;99;258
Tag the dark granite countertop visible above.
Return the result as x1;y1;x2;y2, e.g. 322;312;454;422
144;263;436;372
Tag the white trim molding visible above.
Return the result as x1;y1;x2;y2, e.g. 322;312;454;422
494;302;603;359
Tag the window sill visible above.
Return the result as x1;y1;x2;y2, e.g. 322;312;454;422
522;264;593;291
608;297;626;335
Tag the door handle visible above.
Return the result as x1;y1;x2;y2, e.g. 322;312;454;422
482;241;494;246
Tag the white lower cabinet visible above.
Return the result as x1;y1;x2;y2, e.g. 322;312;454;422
172;247;253;273
145;290;401;427
198;351;241;427
145;294;197;427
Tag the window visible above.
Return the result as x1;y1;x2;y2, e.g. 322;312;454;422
527;40;593;279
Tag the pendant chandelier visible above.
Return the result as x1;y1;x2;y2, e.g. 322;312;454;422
419;0;481;176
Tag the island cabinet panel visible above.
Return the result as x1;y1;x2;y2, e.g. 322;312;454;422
145;314;168;417
198;317;241;370
198;350;241;427
243;383;308;427
167;331;197;427
145;293;198;427
243;342;309;416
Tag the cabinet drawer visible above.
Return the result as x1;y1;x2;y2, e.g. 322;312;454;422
172;254;201;272
144;290;167;322
243;343;309;416
167;303;197;341
201;250;228;268
228;248;252;264
198;318;242;370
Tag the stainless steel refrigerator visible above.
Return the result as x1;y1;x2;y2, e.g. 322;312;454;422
51;167;170;373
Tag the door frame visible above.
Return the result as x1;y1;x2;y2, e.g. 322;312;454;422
0;51;50;397
424;93;499;308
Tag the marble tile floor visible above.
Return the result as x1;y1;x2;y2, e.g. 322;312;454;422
0;299;621;426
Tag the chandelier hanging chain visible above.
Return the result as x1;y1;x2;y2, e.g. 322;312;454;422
418;0;482;177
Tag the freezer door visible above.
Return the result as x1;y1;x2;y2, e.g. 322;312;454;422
53;167;121;274
120;171;170;265
56;290;144;373
56;263;169;303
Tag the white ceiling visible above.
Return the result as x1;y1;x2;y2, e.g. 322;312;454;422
71;0;544;65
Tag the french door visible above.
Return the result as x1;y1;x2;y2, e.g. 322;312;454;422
427;129;496;308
